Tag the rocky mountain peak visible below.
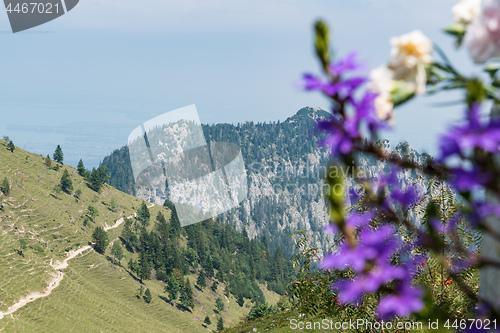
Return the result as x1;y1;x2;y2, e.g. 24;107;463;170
285;107;330;123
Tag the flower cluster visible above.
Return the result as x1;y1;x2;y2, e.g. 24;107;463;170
368;66;395;124
453;0;481;25
303;0;500;321
389;30;433;94
320;169;426;318
303;52;385;155
322;218;425;318
303;51;366;101
439;104;500;161
463;0;500;63
368;30;433;124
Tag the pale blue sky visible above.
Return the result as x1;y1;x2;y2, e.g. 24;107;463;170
0;0;479;167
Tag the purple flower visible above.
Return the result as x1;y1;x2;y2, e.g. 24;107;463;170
321;225;399;272
359;225;400;262
391;184;422;209
317;91;385;155
348;185;364;204
429;213;465;237
302;74;324;91
378;284;424;319
381;183;424;211
328;51;364;76
347;211;373;229
373;168;399;192
468;201;500;226
451;166;491;192
317;117;358;155
374;169;424;210
326;77;367;97
305;51;387;157
323;220;424;314
323;211;373;235
321;242;377;272
450;257;474;274
301;74;366;99
335;264;406;304
353;91;387;133
323;212;373;235
439;104;500;161
324;224;338;235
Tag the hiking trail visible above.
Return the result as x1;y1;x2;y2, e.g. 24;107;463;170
0;209;145;320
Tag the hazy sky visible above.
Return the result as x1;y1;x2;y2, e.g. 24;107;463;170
0;0;479;167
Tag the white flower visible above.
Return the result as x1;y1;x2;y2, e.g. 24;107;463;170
369;66;394;95
389;30;433;70
464;0;500;63
368;66;395;124
452;0;481;24
389;30;432;95
374;95;394;125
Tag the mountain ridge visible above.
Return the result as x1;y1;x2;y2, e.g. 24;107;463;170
101;107;428;257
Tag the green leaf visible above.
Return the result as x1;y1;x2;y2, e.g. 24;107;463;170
485;62;500;76
444;23;466;37
391;80;415;106
466;78;487;105
314;20;332;73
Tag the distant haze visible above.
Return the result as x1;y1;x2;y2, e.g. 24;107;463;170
0;0;475;168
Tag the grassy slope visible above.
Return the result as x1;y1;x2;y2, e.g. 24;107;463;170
0;142;279;332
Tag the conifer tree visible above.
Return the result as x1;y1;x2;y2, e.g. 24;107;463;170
180;278;194;309
92;227;109;254
7;140;14;152
236;294;244;307
1;178;9;196
87;166;110;192
215;297;225;311
216;270;224;283
87;205;99;218
128;258;139;275
137;201;151;226
204;315;211;325
111;242;124;264
60;169;73;194
165;275;180;300
121;218;136;249
138;252;151;282
144;288;152;303
217;317;224;332
156;211;169;240
196;269;206;288
164;199;181;237
53;145;63;163
77;159;86;177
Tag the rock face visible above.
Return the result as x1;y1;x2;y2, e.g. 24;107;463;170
102;107;429;256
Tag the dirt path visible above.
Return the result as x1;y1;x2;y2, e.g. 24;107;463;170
104;212;137;231
103;202;153;231
0;210;143;320
0;246;92;320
